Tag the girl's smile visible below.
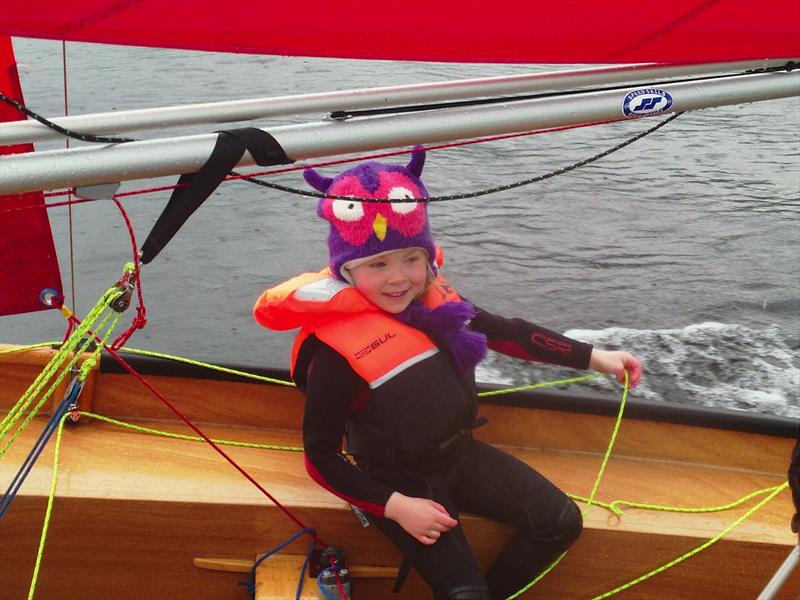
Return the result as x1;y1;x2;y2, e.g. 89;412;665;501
348;248;428;313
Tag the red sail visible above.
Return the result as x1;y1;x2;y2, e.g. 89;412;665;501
0;36;63;316
0;1;798;64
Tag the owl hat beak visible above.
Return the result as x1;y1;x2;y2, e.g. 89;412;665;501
372;213;388;241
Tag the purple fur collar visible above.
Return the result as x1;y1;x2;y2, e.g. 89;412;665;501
394;300;487;376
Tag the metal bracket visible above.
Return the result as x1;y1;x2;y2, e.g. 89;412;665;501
75;182;121;200
110;270;137;313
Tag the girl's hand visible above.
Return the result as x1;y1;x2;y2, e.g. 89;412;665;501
384;492;458;545
589;349;642;388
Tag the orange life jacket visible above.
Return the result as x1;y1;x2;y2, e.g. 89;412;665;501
253;265;461;389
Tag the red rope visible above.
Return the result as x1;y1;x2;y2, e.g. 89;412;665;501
67;312;327;547
108;198;147;350
335;575;349;600
0;195;94;214
60;319;74;344
330;555;350;600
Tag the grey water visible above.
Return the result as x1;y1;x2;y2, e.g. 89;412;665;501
1;39;798;418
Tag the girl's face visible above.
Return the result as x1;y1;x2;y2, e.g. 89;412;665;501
349;248;428;314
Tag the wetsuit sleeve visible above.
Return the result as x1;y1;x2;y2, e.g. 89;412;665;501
469;306;593;369
303;342;396;517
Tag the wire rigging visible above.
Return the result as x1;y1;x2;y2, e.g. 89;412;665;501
328;62;796;120
0;89;135;144
236;113;683;203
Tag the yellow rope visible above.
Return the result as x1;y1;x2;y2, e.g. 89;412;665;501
506;551;568;599
506;371;630;599
115;347;296;386
116;351;603;397
21;407;789;599
0;310;121;457
69;403;789;600
4;343;599;396
0;285;122;440
1;340;76;435
48;411;799;521
0;342;59;355
478;374;601;397
568;483;787;519
582;370;629;514
604;484;786;517
8;342;791;598
591;483;789;599
26;413;70;600
506;483;789;600
78;411;304;452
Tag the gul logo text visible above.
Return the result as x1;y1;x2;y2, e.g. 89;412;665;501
355;332;397;359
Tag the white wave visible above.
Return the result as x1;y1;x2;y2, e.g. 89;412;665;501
480;322;799;418
570;322;799;418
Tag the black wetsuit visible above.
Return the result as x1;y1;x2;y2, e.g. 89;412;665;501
298;308;591;599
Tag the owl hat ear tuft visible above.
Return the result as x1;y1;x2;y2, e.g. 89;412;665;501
303;168;334;193
406;145;426;179
307;147;437;282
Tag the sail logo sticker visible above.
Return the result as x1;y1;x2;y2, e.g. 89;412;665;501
622;89;673;118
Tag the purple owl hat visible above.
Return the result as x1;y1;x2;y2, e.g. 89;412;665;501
304;147;437;283
304;147;489;375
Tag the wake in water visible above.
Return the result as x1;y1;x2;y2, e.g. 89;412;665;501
476;322;799;418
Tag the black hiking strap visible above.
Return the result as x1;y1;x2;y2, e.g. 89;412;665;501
393;546;418;594
140;128;291;264
390;477;438;594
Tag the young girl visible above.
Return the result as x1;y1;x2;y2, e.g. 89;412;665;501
254;149;642;600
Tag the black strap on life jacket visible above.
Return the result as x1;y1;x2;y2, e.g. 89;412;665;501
140;128;291;264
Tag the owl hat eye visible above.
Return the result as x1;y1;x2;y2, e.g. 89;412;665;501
303;146;438;282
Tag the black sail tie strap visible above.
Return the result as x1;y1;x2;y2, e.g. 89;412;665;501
140;128;292;264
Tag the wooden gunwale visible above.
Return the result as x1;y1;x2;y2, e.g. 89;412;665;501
1;344;797;599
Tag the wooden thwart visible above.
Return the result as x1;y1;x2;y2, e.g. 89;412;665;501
194;555;398;600
254;555;316;600
194;555;397;578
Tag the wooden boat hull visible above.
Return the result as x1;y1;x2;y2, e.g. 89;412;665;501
1;345;797;599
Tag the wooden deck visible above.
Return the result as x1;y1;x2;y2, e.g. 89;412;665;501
1;346;797;599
